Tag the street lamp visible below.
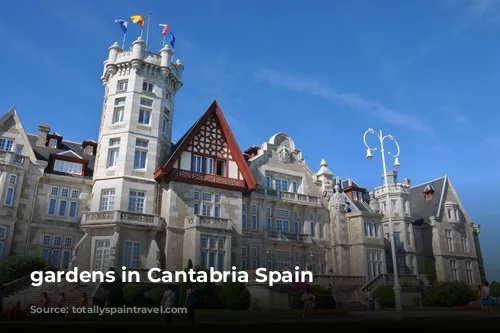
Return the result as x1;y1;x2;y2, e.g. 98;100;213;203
363;128;403;314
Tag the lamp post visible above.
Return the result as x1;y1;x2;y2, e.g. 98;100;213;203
363;128;403;314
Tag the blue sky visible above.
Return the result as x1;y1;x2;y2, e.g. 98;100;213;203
1;0;498;280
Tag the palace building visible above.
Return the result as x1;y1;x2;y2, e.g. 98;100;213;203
0;37;486;290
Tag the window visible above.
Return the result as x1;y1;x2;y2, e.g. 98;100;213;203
166;91;173;103
100;189;115;211
275;178;288;191
276;219;290;232
53;159;84;175
162;108;170;136
266;176;271;188
465;261;473;284
200;235;225;270
460;230;469;252
128;190;146;213
0;226;7;258
15;144;23;154
292;181;298;193
242;203;247;229
115;97;126;106
140;98;153;107
216;159;226;176
191;155;202;172
123;241;141;268
446;206;460;222
4;174;17;206
48;138;58;148
251;204;258;231
133;139;148;169
381;201;387;213
204;157;214;174
397;256;406;274
47;186;79;218
142;81;154;92
251;247;259;269
108;139;120;167
445;230;454;251
117;80;128;91
409;256;416;274
450;259;458;281
319;224;324;238
84;145;94;155
40;234;73;268
366;251;383;280
265;207;271;231
364;221;379;238
138;108;151;125
112;107;124;123
193;191;221;217
310;222;315;236
277;250;291;271
0;137;14;151
406;223;412;246
241;246;247;270
391;199;397;212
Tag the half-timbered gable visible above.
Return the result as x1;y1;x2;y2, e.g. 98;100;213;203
155;101;256;192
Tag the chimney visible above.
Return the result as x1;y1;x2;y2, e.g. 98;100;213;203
37;124;50;147
382;170;398;185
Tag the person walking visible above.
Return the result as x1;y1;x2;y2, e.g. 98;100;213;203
479;281;494;312
184;285;197;325
161;285;176;324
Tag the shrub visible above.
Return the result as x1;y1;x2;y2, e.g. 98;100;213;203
219;280;251;310
0;255;46;285
149;287;166;307
93;288;110;307
490;281;500;302
412;296;421;307
422;281;475;307
373;285;395;308
123;283;146;306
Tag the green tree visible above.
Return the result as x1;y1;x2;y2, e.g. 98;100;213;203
489;281;500;303
0;255;46;285
220;279;251;310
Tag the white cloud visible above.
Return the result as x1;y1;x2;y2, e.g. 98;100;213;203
254;68;431;132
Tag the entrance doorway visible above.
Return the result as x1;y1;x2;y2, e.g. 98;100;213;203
93;239;111;272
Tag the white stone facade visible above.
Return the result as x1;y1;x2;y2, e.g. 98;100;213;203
0;40;485;288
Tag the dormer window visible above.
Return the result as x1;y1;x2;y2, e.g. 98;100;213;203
84;145;94;155
445;203;460;223
53;159;84;176
49;138;58;148
423;184;435;201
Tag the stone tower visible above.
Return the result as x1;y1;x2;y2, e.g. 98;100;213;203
92;38;184;214
72;38;184;271
373;171;419;275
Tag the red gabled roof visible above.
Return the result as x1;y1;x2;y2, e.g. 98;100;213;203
154;100;257;190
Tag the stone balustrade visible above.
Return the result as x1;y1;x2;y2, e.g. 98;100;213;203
185;215;232;231
81;211;165;230
253;188;321;206
265;231;312;243
0;151;27;169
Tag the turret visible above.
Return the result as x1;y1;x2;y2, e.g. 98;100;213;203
159;45;173;76
131;37;146;70
106;42;122;75
174;59;184;90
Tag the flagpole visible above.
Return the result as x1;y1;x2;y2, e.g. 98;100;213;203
122;32;127;50
145;12;151;48
162;35;166;47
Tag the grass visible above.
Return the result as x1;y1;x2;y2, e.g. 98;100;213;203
65;308;348;322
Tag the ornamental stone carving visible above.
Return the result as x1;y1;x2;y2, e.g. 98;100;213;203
331;185;347;213
369;192;381;213
277;146;292;163
322;180;334;202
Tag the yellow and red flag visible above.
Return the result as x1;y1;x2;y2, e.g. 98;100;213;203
130;15;145;29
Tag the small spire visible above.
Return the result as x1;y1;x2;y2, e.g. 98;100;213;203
320;159;327;167
316;158;333;176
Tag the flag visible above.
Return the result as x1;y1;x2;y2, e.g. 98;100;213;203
159;24;170;36
170;33;176;49
114;19;128;33
130;15;145;29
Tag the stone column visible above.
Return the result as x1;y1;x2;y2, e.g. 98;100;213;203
109;226;120;268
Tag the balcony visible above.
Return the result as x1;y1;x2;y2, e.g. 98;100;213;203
253;188;321;206
0;151;28;169
185;215;232;231
265;231;312;243
81;211;165;230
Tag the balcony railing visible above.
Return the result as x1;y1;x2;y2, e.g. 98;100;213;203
81;211;165;229
0;150;27;168
265;231;312;243
171;169;245;187
253;187;321;206
185;215;232;230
